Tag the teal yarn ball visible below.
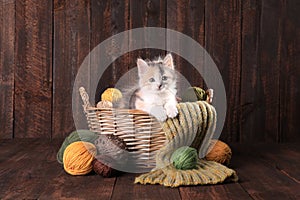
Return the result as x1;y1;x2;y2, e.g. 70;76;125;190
182;87;207;102
57;130;98;164
171;146;198;170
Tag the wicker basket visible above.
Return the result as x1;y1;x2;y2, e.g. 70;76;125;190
79;87;166;170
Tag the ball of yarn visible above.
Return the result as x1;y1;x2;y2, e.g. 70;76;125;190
171;146;198;170
92;155;118;178
101;88;122;103
94;135;127;165
205;140;232;166
57;130;98;164
63;141;97;175
182;87;207;102
96;100;113;108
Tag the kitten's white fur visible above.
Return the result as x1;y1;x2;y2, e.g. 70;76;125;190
135;54;178;121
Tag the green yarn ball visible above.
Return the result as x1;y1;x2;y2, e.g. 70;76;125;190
57;130;98;164
171;146;198;170
182;87;207;102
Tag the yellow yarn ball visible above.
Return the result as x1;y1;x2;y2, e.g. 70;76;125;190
63;141;97;175
101;88;122;103
205;140;232;166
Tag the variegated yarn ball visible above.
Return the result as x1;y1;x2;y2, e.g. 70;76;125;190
92;155;118;178
96;100;113;108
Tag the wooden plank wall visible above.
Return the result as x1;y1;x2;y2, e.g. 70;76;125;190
14;0;53;138
0;0;299;143
0;0;15;138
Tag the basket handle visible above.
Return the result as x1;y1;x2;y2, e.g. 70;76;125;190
79;87;91;111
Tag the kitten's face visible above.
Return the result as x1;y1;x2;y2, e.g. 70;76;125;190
137;54;176;93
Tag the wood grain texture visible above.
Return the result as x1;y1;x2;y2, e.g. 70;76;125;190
259;144;300;182
167;0;205;91
231;144;300;199
91;0;130;104
279;0;300;142
0;139;116;199
0;0;15;139
240;0;262;143
179;183;251;200
0;140;39;198
0;0;299;142
41;175;115;199
40;163;116;199
129;0;166;72
1;140;300;199
205;0;242;142
255;0;282;142
52;0;91;138
241;0;299;143
0;140;54;199
111;173;181;200
14;0;52;138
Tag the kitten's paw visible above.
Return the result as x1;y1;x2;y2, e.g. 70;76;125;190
165;104;178;118
155;113;167;122
150;106;167;122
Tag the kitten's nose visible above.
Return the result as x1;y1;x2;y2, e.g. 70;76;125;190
158;84;163;90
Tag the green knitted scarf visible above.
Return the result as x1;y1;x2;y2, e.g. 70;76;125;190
135;101;238;187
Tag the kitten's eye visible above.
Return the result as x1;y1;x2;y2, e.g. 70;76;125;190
149;78;155;82
162;76;168;81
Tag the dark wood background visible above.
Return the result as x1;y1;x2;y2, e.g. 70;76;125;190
0;0;299;143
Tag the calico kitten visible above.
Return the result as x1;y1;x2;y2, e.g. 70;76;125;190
119;54;178;122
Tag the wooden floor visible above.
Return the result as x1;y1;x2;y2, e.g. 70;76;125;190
0;139;299;200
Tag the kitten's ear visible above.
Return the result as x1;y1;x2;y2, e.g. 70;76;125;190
137;58;148;76
163;53;174;69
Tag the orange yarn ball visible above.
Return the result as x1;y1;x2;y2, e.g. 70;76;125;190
205;140;232;165
63;141;97;175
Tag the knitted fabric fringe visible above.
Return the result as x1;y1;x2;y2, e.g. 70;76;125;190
135;101;238;187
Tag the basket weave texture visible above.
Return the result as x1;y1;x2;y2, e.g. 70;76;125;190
79;87;166;170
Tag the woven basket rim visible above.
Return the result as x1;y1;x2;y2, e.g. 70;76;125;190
85;106;154;115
